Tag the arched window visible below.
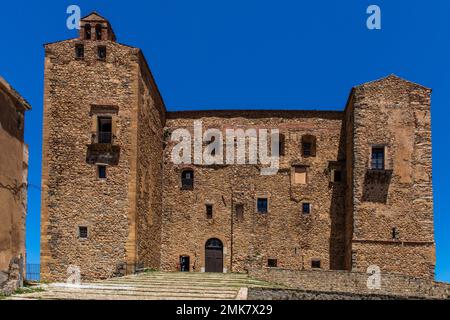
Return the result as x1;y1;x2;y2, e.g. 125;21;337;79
84;24;91;40
95;24;102;40
301;134;317;157
181;169;194;189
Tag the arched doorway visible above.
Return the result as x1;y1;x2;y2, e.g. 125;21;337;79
205;238;223;273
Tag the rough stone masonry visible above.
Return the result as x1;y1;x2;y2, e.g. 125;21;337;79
40;12;435;283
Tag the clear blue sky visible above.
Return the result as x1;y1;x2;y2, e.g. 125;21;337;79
0;0;448;281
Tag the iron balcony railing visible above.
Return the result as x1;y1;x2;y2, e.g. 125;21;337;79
97;131;113;144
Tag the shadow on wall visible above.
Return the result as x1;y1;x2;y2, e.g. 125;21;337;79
328;123;346;270
362;171;393;204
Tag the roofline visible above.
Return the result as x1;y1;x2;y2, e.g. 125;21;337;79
0;76;32;111
80;11;109;21
354;74;432;91
166;109;343;119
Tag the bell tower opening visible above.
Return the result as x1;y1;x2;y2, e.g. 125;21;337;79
79;12;116;42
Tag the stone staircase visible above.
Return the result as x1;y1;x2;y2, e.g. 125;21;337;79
7;272;275;300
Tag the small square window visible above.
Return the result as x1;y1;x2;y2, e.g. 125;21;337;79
98;46;107;60
79;226;88;239
268;259;278;268
302;203;311;214
98;165;107;179
257;198;268;214
206;204;213;219
75;44;84;59
311;259;321;269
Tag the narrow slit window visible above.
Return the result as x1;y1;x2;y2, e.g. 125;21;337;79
279;133;285;156
302;203;311;215
84;24;91;40
75;44;84;59
98;165;107;179
79;226;88;239
181;170;194;189
98;46;107;60
235;204;244;221
95;24;102;40
206;205;213;219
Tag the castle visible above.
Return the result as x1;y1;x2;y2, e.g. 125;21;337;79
40;12;435;281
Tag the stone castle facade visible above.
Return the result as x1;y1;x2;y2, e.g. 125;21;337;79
40;13;435;281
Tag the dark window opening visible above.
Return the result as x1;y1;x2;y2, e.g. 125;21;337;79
268;259;278;268
84;24;91;40
181;170;194;189
311;259;321;269
392;227;399;240
279;133;285;156
235;204;244;221
79;226;88;239
95;24;102;40
301;135;317;157
371;147;385;170
333;170;342;182
302;142;312;156
98;165;107;179
302;203;311;214
75;44;84;59
97;117;112;143
207;136;216;156
17;112;23;130
98;46;107;60
257;198;268;214
206;204;213;219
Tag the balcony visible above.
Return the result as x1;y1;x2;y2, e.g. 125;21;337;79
86;131;120;165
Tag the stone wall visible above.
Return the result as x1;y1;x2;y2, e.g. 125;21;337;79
41;35;141;281
347;75;435;278
249;268;449;299
0;76;30;293
162;110;346;273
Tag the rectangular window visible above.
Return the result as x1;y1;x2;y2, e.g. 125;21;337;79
333;170;342;183
79;226;88;239
302;203;311;214
279;134;285;156
235;204;244;221
311;259;321;269
268;259;278;268
371;147;385;170
206;205;213;219
98;46;107;60
293;166;307;185
98;165;107;179
302;142;312;156
257;198;268;214
97;116;112;143
75;44;84;59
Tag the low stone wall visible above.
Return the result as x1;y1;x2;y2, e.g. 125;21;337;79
248;288;432;300
248;268;450;300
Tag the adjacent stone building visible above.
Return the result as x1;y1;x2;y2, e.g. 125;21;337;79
40;12;435;282
0;76;31;293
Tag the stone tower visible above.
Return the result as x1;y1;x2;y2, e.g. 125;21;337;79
40;12;165;281
343;75;435;278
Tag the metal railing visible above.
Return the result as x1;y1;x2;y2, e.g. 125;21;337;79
97;132;112;144
25;264;40;282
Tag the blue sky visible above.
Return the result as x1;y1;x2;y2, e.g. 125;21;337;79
0;0;448;281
